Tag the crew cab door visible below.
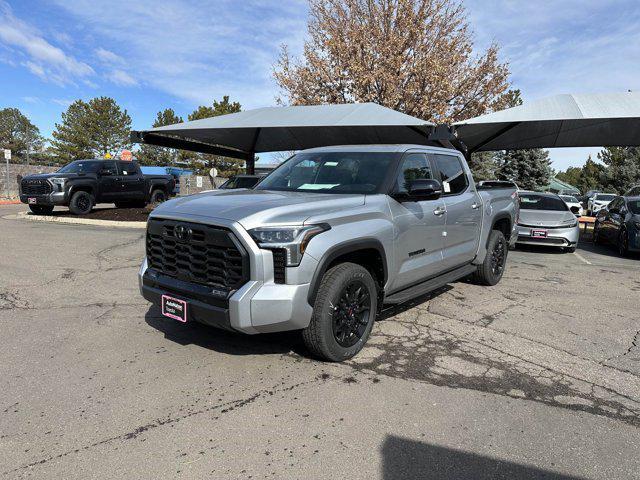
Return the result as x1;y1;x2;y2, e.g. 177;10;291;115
97;161;120;202
433;153;482;269
388;152;446;291
117;161;145;200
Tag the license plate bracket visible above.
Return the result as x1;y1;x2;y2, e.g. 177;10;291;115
531;229;548;238
161;295;187;323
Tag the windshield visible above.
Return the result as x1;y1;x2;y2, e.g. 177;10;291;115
595;194;615;201
560;195;578;203
519;194;568;211
255;152;395;194
57;160;103;174
628;200;640;214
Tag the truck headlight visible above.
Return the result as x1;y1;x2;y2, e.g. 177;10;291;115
249;224;330;266
49;178;66;191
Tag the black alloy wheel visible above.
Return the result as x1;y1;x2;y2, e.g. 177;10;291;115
77;194;90;212
332;280;371;348
490;235;507;276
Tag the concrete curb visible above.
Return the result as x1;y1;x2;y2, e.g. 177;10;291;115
4;211;147;229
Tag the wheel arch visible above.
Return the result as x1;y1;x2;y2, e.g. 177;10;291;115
307;239;388;308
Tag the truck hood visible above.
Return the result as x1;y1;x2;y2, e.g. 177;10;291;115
150;189;366;228
21;172;88;180
519;210;577;227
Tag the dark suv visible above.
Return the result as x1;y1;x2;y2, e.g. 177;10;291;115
20;159;175;215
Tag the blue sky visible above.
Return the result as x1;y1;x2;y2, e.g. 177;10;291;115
1;0;639;169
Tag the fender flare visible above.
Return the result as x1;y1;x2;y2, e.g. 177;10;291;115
68;183;95;198
307;238;388;307
489;213;513;244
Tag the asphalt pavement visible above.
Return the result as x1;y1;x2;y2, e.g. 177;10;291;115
1;204;639;479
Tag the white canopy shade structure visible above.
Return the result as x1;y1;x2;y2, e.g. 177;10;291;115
131;103;436;173
453;92;640;154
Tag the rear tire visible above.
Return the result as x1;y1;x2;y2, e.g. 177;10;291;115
28;205;54;215
473;230;507;286
564;246;576;253
302;263;377;362
69;191;93;215
150;189;166;204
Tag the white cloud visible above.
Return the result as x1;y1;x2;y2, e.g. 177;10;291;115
50;0;308;107
95;47;124;65
52;98;74;107
22;96;40;104
110;69;137;87
0;1;94;85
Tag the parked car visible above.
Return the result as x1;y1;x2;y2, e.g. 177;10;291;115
588;193;616;215
20;159;175;215
219;174;265;190
515;192;579;252
139;145;519;361
594;196;640;256
559;194;584;216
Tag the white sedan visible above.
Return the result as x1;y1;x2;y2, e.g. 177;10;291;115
588;193;616;215
559;194;584;216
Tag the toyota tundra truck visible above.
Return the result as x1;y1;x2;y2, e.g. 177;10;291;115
20;159;175;215
139;145;518;361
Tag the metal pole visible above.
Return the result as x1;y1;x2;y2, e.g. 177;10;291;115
5;156;9;199
25;126;30;166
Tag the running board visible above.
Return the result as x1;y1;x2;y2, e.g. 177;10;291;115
383;264;477;305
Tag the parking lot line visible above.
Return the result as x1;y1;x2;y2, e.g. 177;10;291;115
572;251;592;265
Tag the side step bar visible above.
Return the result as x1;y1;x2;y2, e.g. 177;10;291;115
383;264;477;305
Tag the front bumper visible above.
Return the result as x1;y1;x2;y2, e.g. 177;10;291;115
516;224;580;248
138;215;315;334
19;191;68;206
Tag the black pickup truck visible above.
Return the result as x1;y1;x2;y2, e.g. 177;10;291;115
19;159;175;215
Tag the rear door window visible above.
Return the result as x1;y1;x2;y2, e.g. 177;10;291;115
119;162;138;176
433;154;468;195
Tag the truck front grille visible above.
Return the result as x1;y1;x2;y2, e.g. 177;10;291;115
146;218;249;294
21;179;52;195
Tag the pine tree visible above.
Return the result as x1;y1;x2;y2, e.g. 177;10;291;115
136;109;184;166
577;155;605;194
0;108;44;161
598;147;640;194
186;96;245;177
496;149;552;190
51;97;131;162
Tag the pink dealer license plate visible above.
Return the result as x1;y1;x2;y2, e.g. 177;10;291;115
161;295;188;323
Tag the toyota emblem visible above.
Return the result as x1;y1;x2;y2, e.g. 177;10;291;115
174;225;192;241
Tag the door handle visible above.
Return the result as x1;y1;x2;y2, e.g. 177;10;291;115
471;203;480;209
433;206;446;216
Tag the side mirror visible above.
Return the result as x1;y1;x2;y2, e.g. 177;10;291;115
407;179;442;200
99;169;113;176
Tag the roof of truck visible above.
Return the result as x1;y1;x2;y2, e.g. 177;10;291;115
299;144;459;154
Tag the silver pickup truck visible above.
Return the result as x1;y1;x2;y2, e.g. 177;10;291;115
139;145;518;361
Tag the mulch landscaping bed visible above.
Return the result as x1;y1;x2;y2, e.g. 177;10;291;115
46;206;152;222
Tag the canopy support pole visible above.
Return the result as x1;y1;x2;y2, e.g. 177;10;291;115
247;153;255;175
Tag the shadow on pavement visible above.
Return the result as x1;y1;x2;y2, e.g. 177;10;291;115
144;306;304;357
382;435;585;480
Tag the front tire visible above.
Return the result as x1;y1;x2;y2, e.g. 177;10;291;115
302;263;377;362
28;205;54;215
593;221;602;244
473;230;507;286
69;191;93;215
618;229;629;257
150;189;166;204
